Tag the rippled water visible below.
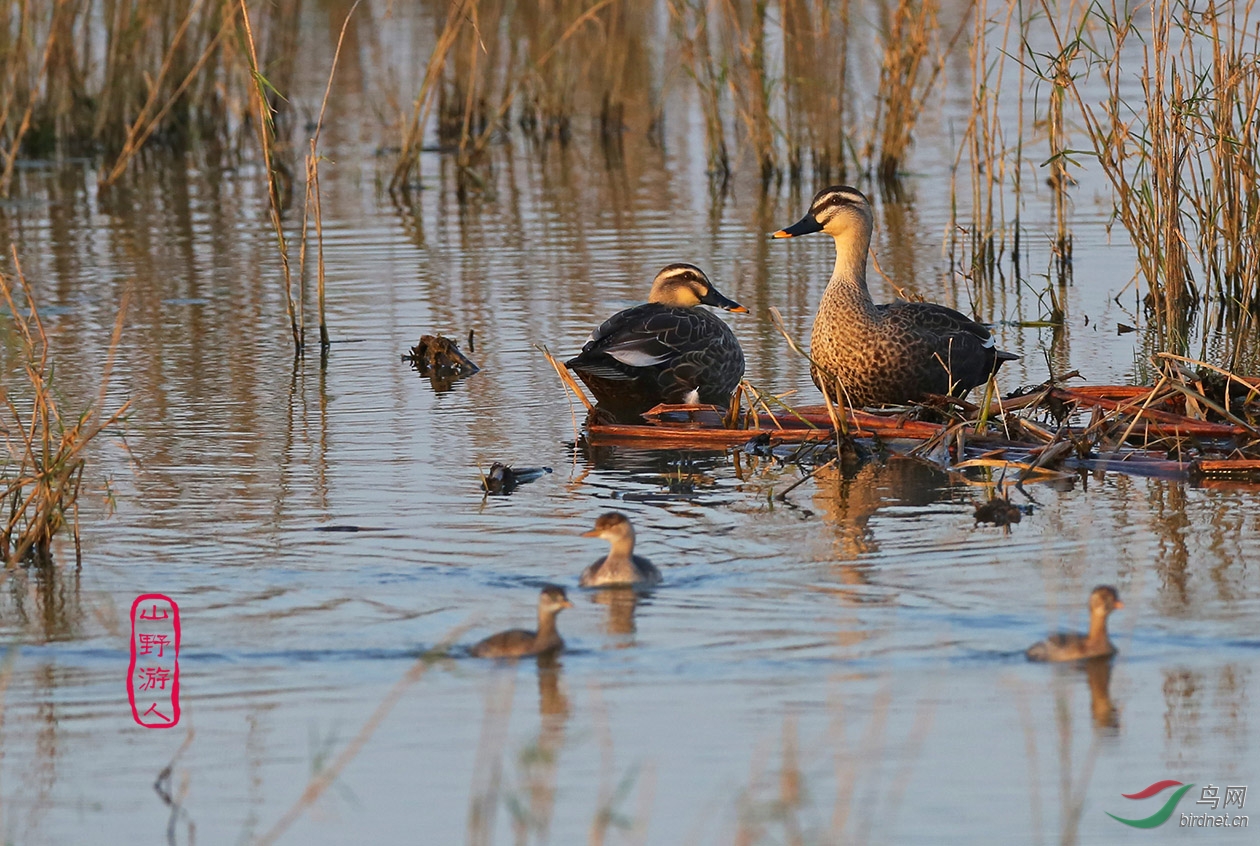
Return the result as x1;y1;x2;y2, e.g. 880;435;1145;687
1;10;1257;846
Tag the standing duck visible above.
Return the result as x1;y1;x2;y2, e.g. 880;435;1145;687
566;263;747;417
773;186;1018;407
579;512;662;588
470;586;574;659
1026;586;1124;662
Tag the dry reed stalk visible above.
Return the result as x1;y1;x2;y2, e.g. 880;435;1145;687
768;306;851;437
782;0;851;184
296;0;360;355
1043;28;1073;285
255;625;467;846
719;0;778;186
867;0;948;183
0;254;130;567
538;345;594;413
239;0;301;352
949;0;1022;284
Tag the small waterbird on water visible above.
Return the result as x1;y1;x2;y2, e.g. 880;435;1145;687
1026;585;1124;662
470;586;573;659
579;512;662;588
773;186;1018;407
566;263;746;417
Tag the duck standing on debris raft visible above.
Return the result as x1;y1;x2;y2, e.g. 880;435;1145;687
565;263;747;418
773;186;1018;407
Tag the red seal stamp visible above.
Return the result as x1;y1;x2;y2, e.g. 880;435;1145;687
128;594;180;728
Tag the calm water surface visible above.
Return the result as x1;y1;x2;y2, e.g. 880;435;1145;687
0;8;1257;846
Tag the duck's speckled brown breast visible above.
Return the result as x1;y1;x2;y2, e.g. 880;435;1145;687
808;282;1000;407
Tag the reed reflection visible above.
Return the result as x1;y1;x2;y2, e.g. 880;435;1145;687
2;565;85;642
810;455;957;559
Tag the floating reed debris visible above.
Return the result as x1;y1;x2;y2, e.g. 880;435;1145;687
404;334;480;393
0;255;130;567
547;346;1260;487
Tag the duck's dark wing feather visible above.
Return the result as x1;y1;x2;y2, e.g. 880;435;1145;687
566;304;744;409
881;302;1015;395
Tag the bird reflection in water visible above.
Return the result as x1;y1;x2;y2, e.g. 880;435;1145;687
521;653;569;841
467;656;572;845
1084;657;1119;730
589;587;644;643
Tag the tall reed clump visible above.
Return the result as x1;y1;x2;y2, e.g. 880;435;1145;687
240;0;346;356
1040;0;1260;360
392;0;621;193
866;0;945;184
948;0;1027;287
0;0;290;195
0;258;129;567
1042;32;1073;287
782;0;852;185
719;0;779;187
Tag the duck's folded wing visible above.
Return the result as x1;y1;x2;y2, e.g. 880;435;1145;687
574;308;693;369
890;302;995;345
600;333;679;367
886;303;1005;382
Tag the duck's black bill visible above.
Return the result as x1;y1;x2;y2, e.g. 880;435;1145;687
772;214;823;238
702;288;748;313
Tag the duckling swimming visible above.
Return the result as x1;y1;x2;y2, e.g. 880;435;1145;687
773;186;1018;407
470;585;573;659
566;263;747;417
579;512;662;588
1026;585;1124;662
